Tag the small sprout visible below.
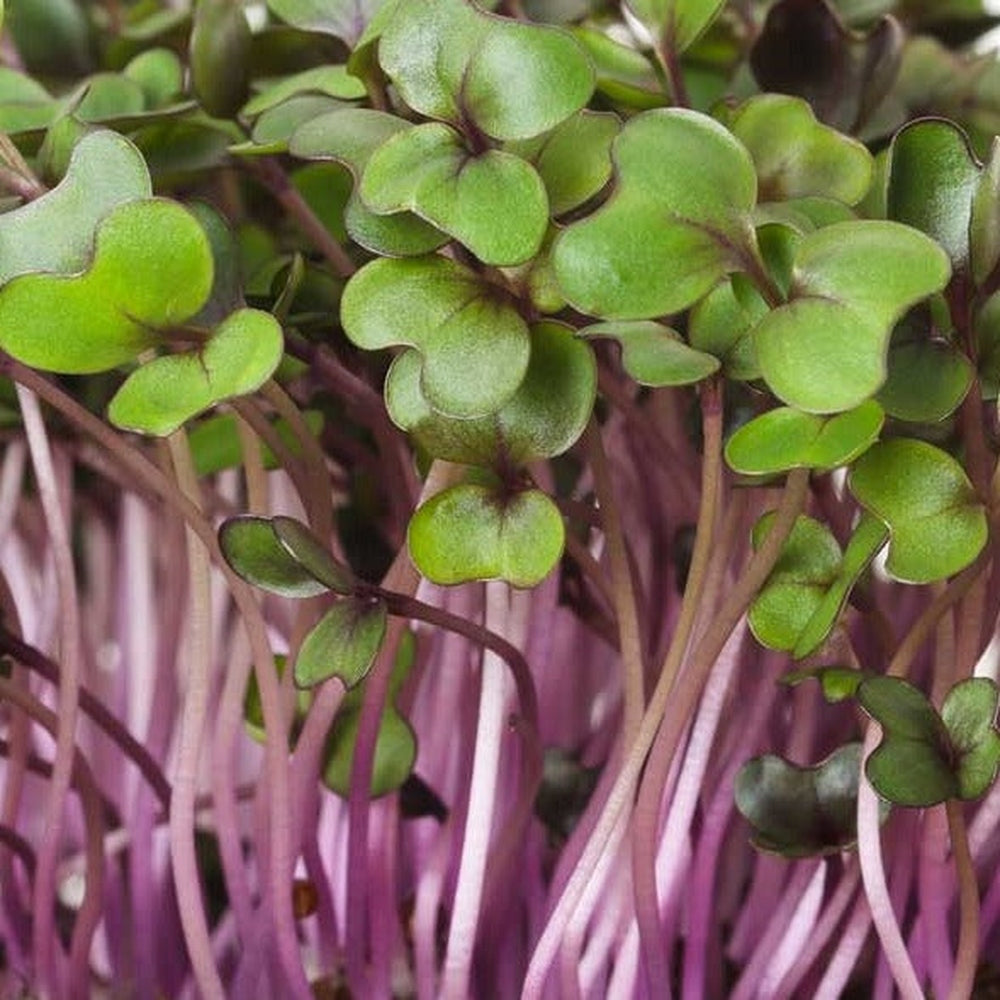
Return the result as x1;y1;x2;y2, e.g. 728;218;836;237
294;597;387;689
553;108;758;320
407;483;565;588
858;676;1000;806
849;438;988;584
753;220;951;414
220;516;341;599
725;400;884;476
735;742;879;857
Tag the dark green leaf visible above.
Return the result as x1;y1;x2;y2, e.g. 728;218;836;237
295;598;387;688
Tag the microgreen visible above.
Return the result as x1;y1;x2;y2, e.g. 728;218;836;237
735;743;875;857
858;677;1000;806
849;438;988;583
4;4;1000;998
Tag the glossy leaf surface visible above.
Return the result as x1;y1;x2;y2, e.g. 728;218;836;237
753;221;951;413
408;484;564;587
725;401;884;475
886;118;980;268
849;438;987;583
0;199;212;373
341;255;530;418
624;0;726;54
554;109;757;319
728;94;872;204
360;122;548;265
735;743;868;857
107;309;282;436
378;0;593;140
0;130;151;285
290;108;447;255
295;598;388;688
858;676;1000;806
579;321;719;386
219;516;330;599
506;110;619;217
386;321;595;467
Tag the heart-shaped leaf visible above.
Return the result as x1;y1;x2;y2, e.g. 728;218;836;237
876;338;974;423
886;118;980;270
386;321;595;467
858;676;1000;806
378;0;593;141
408;484;564;587
753;220;951;413
688;275;766;380
579;321;720;386
107;308;282;436
360;122;548;265
553;108;758;320
725;400;884;476
322;628;418;798
341;255;530;418
219;516;331;598
506;110;619;217
290;108;447;256
727;94;872;205
941;679;1000;800
735;743;869;857
849;438;988;584
295;597;388;689
748;514;843;653
0;198;213;374
750;0;902;133
0;129;151;286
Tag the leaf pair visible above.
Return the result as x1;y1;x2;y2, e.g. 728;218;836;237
749;512;887;658
859;676;1000;807
219;516;387;690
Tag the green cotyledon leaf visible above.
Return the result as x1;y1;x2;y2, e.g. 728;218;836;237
0;129;151;285
385;321;595;468
0;198;213;373
408;483;564;587
359;121;548;265
377;0;594;141
849;438;987;584
340;254;530;419
725;401;884;475
735;743;875;857
753;220;951;414
727;93;873;205
553;108;758;320
107;308;283;436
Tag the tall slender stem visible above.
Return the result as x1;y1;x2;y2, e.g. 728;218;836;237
946;799;979;1000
